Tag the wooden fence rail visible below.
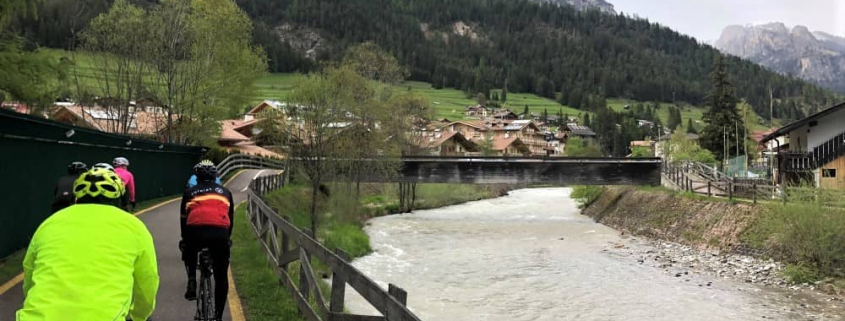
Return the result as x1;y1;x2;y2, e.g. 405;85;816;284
246;174;422;321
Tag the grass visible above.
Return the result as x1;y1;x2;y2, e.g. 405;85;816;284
230;205;303;321
743;202;845;281
570;185;604;208
0;250;25;286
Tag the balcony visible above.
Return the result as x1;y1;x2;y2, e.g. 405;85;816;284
777;153;815;172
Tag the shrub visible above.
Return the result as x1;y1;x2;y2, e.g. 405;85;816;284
745;202;845;279
571;186;604;208
782;263;819;284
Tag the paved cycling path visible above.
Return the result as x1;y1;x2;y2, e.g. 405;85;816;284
0;169;273;320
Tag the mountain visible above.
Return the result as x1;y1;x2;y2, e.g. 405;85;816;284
528;0;615;14
715;23;845;93
12;0;839;121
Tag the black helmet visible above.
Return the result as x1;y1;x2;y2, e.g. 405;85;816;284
193;160;217;180
67;161;88;175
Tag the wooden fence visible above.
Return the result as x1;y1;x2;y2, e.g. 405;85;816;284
246;174;422;321
662;161;845;206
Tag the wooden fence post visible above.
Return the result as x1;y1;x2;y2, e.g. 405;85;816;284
707;181;711;197
753;183;757;204
388;284;408;306
331;249;350;313
729;181;733;200
299;247;310;305
281;215;291;274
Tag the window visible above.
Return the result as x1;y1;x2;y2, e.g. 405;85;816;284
822;169;836;178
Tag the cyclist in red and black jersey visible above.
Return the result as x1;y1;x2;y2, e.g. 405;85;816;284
179;160;233;321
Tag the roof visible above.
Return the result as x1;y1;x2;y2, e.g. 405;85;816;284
751;128;777;143
563;124;596;137
220;120;251;142
761;101;845;143
419;131;478;151
52;105;169;137
247;100;285;115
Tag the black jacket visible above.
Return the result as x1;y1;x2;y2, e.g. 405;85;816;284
180;179;235;238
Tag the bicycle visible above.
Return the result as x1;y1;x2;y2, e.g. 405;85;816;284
195;248;215;321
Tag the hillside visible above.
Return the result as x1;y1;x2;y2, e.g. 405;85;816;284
13;0;839;124
716;23;845;93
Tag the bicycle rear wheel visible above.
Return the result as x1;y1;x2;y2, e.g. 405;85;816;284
204;274;215;320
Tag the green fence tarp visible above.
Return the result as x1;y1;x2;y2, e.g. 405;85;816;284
0;108;206;258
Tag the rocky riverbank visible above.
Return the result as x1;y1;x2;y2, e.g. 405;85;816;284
579;186;845;319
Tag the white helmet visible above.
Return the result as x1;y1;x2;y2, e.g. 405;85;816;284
113;157;129;167
92;163;115;171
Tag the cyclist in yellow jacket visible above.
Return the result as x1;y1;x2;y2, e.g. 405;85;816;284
16;168;160;321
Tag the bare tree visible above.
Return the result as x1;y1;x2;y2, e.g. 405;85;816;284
79;0;149;135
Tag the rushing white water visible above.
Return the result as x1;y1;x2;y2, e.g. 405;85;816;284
344;188;804;320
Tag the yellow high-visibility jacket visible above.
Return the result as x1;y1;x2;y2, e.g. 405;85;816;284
16;204;159;321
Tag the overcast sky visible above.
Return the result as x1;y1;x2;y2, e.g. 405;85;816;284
611;0;845;43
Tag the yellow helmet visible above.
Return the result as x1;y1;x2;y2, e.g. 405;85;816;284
73;168;125;200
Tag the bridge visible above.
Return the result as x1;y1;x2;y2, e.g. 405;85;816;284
395;156;662;185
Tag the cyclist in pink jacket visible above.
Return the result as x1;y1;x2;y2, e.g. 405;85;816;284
113;157;136;211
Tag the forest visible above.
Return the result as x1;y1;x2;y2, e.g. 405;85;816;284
10;0;839;123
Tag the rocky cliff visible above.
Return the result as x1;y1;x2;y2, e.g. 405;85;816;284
715;23;845;93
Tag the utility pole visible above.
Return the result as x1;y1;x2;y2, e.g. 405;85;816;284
769;85;774;129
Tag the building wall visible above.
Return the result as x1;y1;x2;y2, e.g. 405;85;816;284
788;108;845;152
820;155;845;190
808;108;845;150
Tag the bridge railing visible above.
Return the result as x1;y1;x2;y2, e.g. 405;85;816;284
217;153;285;178
246;174;421;321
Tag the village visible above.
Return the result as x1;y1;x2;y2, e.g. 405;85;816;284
3;97;844;192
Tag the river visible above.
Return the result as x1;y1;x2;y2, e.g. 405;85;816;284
344;188;833;320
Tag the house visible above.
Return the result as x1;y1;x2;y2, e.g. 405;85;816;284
491;109;519;120
761;101;845;189
1;102;31;115
245;100;285;121
490;137;531;156
440;119;548;156
560;123;597;143
464;104;488;117
637;119;654;128
489;120;547;155
51;105;169;140
417;131;478;156
630;140;655;156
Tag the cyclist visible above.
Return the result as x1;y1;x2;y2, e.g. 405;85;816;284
114;157;136;212
17;168;159;321
180;160;234;321
51;161;87;213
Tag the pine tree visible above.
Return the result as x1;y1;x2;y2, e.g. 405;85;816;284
700;56;743;162
582;113;591;127
686;118;697;134
501;84;508;102
542;108;549;123
523;104;529;117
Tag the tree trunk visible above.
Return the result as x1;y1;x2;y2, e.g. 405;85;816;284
310;180;319;235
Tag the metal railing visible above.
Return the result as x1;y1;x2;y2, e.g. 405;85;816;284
217;154;285;178
246;173;421;321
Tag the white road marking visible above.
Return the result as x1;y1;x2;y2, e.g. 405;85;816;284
240;170;267;192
